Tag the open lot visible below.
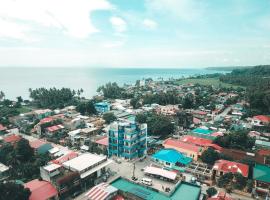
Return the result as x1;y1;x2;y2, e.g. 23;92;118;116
175;78;244;89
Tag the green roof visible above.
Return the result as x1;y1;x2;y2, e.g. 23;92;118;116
253;164;270;183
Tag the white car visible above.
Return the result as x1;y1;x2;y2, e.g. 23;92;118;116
140;178;152;186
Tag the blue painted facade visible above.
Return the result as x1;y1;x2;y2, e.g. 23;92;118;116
108;122;147;160
95;102;110;113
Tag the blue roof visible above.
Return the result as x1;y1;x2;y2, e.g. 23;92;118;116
95;102;110;106
152;149;192;165
192;128;213;135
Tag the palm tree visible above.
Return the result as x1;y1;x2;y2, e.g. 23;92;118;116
0;91;5;101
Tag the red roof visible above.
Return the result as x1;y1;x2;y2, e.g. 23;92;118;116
193;117;201;124
213;159;249;177
24;179;58;200
0;124;7;131
193;110;207;115
208;192;234;200
40;117;53;124
163;138;200;153
51;151;78;165
95;136;108;146
257;149;270;156
113;195;125;200
180;135;213;147
46;124;64;132
30;139;47;149
253;115;270;123
3;134;21;143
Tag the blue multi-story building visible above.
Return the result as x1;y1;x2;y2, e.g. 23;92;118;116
95;102;110;113
108;121;147;160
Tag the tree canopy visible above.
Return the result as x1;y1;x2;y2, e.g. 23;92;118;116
214;131;255;150
135;112;174;138
0;182;31;200
76;100;97;115
103;112;117;124
29;87;79;109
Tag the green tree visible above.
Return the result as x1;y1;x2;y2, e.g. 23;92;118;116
182;93;194;109
0;182;31;200
201;148;220;165
135;113;147;124
130;98;141;109
15;138;34;162
206;187;217;197
76;100;97;115
103;112;117;124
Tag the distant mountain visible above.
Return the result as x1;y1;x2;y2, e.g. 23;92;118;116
205;66;253;71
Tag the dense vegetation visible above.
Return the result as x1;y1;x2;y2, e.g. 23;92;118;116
0;93;24;125
0;139;51;182
136;112;174;138
142;91;181;105
0;182;31;200
29;87;81;109
217;172;247;192
214;131;255;151
97;82;133;99
220;65;270;114
103;112;117;124
76;100;97;115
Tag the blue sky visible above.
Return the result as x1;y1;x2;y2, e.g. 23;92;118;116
0;0;270;68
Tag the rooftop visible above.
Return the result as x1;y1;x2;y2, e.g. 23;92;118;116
180;135;213;147
46;124;64;132
95;136;108;146
152;148;192;165
192;128;213;135
62;153;107;172
24;179;58;200
213;159;249;177
253;164;270;183
43;163;61;172
163;138;201;153
3;134;21;143
30;139;47;149
85;182;118;200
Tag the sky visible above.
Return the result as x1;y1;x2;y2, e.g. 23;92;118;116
0;0;270;68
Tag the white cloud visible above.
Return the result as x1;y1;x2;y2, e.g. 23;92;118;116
146;0;202;21
0;18;31;41
103;41;125;48
0;0;113;39
110;17;127;32
143;19;158;29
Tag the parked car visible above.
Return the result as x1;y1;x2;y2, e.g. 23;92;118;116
140;178;152;186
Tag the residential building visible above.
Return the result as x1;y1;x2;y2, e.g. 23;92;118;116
45;124;65;137
255;140;270;149
30;139;53;154
24;179;58;200
163;138;202;160
253;164;270;196
3;134;22;145
62;153;112;184
95;102;110;113
33;109;53;120
212;160;249;179
108;121;147;160
152;149;192;170
95;136;108;151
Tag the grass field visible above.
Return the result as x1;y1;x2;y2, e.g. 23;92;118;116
17;106;33;113
175;78;244;89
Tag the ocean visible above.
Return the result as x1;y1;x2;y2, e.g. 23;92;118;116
0;67;228;100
